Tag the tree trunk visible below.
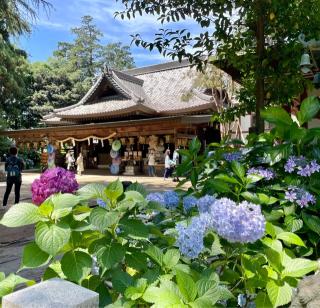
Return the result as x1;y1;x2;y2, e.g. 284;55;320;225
255;1;265;133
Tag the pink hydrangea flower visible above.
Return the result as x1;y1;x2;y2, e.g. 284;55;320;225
31;167;79;205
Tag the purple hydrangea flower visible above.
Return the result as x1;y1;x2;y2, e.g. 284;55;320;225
196;195;216;213
31;167;79;205
285;186;316;208
247;167;275;180
223;151;242;162
163;190;180;210
284;156;298;173
182;195;197;212
285;156;320;177
297;160;320;177
146;192;165;205
97;199;107;208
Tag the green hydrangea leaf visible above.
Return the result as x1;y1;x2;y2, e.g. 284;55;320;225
0;203;42;227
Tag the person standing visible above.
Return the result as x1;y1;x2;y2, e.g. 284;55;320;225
76;153;84;176
147;150;156;176
66;151;75;171
163;149;173;180
172;148;180;182
2;146;24;208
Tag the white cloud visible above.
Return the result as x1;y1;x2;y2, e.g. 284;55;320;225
35;19;68;29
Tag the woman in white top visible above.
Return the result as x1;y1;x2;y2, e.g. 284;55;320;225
76;153;84;176
164;149;173;180
147;150;156;176
66;151;75;171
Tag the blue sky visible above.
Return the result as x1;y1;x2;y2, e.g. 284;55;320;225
19;0;200;67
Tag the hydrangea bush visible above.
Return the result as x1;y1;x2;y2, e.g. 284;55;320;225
0;96;320;307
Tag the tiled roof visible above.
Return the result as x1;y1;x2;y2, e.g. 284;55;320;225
56;96;154;119
43;60;227;124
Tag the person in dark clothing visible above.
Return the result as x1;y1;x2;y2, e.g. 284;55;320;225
2;147;24;208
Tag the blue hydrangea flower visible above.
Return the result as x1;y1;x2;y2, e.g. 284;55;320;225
97;199;107;208
182;195;198;212
163;190;180;210
247;167;275;180
146;192;165;205
176;197;266;258
223;151;242;162
176;219;205;259
285;186;316;208
209;198;265;243
196;195;216;213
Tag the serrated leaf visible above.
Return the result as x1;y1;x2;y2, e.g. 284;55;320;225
231;161;245;179
51;193;80;209
196;279;217;297
0;203;42;227
20;242;50;270
266;280;292;307
282;258;318;278
142;281;182;306
277;232;305;247
35;222;71;256
98;242;125;269
77;183;105;199
125;278;148;301
284;217;303;233
176;270;197;303
207;179;231;193
163;249;180;270
302;212;320;235
119;218;148;240
241;191;260;204
145;245;163;267
105;179;123;202
214;174;240;184
89;208;121;231
0;273;34;297
61;251;92;283
255;291;272;308
126;250;148;271
126;182;147;197
111;270;134;293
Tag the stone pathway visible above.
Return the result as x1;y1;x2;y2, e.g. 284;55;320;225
0;171;185;281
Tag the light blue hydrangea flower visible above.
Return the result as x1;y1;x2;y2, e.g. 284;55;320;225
176;219;205;259
97;199;107;208
223;151;242;162
196;195;216;213
163;190;180;209
176;198;265;258
209;198;266;243
146;192;165;205
182;195;198;212
247;167;275;180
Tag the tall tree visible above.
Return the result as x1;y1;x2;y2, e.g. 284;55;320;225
0;0;51;129
117;0;320;132
100;42;135;70
70;15;103;78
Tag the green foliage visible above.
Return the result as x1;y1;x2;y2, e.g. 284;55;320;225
2;99;320;306
116;0;320;129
